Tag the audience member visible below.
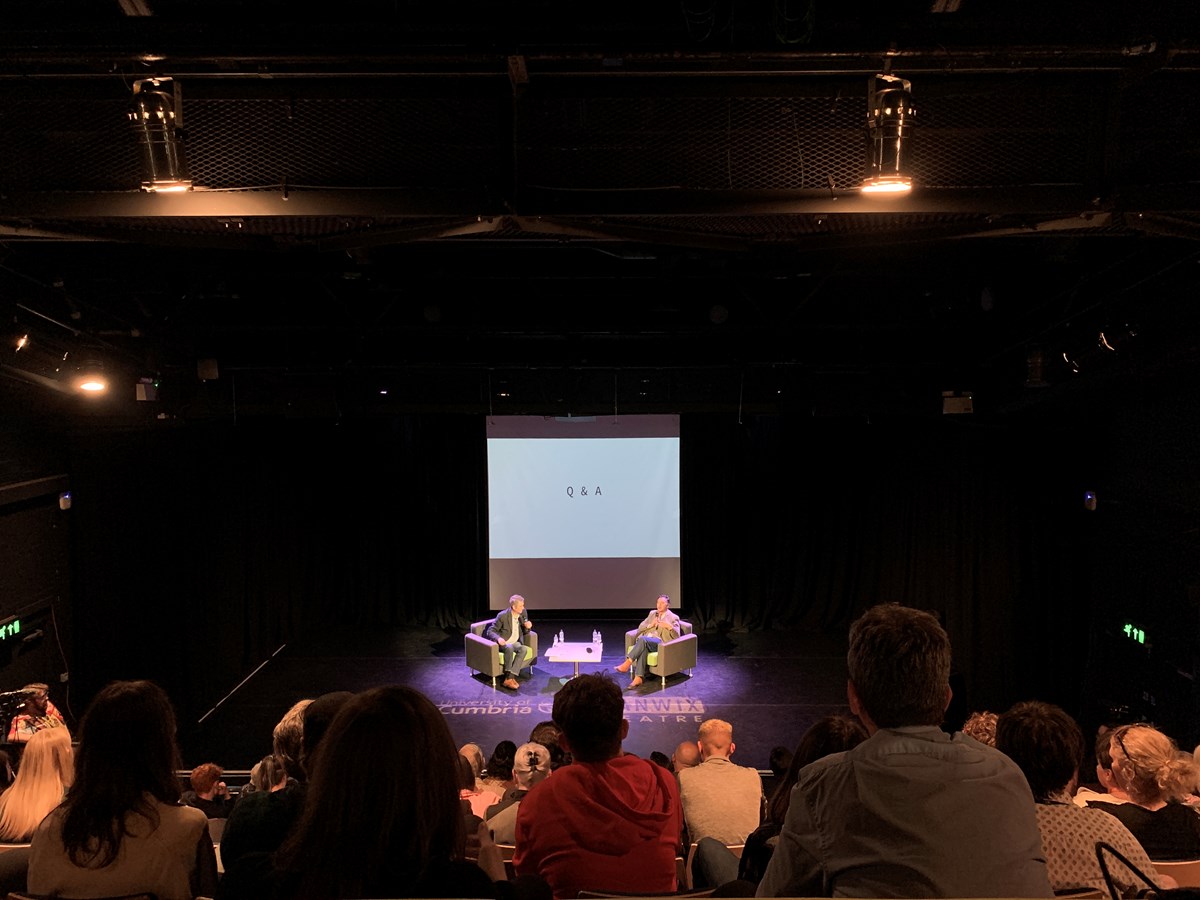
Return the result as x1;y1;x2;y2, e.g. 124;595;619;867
487;742;551;844
678;719;763;849
650;750;672;771
530;721;569;770
482;740;517;795
756;603;1051;898
1095;724;1200;860
182;762;235;819
460;743;487;788
6;685;65;744
672;740;701;772
220;692;352;872
0;726;73;842
995;701;1166;896
961;710;998;746
269;685;511;899
1075;726;1133;808
700;715;866;888
460;754;502;818
241;754;288;796
27;680;217;900
513;673;681;898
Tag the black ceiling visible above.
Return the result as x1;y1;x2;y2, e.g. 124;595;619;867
1;0;1199;422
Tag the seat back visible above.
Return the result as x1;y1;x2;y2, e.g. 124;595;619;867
1151;858;1200;887
470;620;490;638
683;840;743;890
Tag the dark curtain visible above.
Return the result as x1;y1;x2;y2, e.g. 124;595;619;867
64;412;1094;731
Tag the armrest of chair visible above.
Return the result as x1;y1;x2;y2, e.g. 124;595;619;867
525;630;538;658
465;632;499;672
656;632;698;672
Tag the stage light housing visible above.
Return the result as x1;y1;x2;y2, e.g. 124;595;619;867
73;359;108;394
129;78;192;193
863;74;915;195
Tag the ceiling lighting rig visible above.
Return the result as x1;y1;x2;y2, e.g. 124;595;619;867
129;78;192;193
862;74;915;195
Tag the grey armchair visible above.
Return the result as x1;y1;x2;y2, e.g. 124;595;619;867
623;620;697;689
465;620;538;687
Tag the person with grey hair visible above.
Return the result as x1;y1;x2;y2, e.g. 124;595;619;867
756;603;1051;898
485;742;551;844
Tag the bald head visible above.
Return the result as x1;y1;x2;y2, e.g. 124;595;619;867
672;740;701;771
698;718;735;760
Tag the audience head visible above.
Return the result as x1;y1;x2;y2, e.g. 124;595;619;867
247;754;288;793
697;718;735;760
189;762;224;797
649;750;672;771
273;698;312;782
552;673;626;763
767;715;867;825
531;720;569;770
995;701;1083;802
1109;724;1200;806
20;683;51;717
459;743;485;780
768;745;793;779
962;711;999;747
301;691;354;777
486;740;517;782
61;680;182;867
277;685;467;900
672;740;701;771
0;725;74;841
512;742;551;790
847;603;951;730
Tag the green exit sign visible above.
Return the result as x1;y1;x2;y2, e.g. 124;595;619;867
0;619;20;641
1123;622;1146;645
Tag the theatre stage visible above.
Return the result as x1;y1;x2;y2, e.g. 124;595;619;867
181;618;851;772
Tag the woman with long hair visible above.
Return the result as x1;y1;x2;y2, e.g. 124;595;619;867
26;680;217;900
272;685;508;899
0;725;73;843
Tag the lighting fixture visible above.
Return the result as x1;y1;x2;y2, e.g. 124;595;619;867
862;74;915;195
129;78;192;193
73;358;108;395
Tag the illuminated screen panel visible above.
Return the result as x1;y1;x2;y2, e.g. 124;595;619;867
487;415;680;610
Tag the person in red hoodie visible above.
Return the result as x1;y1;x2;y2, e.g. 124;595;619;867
512;673;682;899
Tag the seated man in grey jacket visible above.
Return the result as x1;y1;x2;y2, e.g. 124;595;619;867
757;603;1052;899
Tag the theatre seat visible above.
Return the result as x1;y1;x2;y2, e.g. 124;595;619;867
465;620;538;687
624;620;697;689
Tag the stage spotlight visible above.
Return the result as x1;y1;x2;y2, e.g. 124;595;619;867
73;359;108;394
129;78;192;193
862;74;915;195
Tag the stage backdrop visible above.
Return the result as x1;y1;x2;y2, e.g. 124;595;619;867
50;410;1125;741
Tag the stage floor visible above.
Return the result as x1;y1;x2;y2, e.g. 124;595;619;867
180;618;852;772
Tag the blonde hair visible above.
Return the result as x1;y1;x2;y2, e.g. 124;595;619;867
0;725;73;842
1110;724;1200;805
962;711;999;747
698;718;734;757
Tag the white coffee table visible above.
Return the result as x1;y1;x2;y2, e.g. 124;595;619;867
544;642;604;680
